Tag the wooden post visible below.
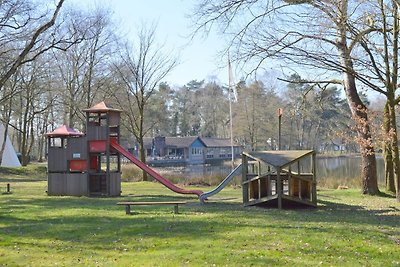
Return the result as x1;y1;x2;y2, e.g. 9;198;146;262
278;108;283;150
174;204;179;214
277;167;282;209
86;112;90;196
7;183;10;193
312;152;317;206
242;153;249;205
125;204;131;215
106;113;110;196
299;179;302;199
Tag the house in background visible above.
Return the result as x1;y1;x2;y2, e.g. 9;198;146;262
139;136;243;165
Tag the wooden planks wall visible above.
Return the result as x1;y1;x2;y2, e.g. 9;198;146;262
48;148;67;172
48;173;88;196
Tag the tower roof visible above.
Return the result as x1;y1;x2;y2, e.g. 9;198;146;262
82;101;122;113
45;125;84;137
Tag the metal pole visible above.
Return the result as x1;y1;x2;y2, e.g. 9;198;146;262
229;84;234;168
278;108;283;150
228;54;235;168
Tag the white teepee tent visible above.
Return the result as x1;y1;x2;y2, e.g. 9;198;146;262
0;124;21;167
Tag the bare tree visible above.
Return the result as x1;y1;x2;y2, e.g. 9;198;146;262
0;0;69;99
0;0;93;164
365;0;400;200
12;60;54;165
112;23;178;181
53;6;117;128
192;0;380;194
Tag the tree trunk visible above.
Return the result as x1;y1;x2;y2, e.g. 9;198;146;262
390;1;400;201
342;71;379;194
387;94;400;201
336;3;379;194
139;137;148;181
139;106;148;182
383;102;396;192
383;138;394;192
389;102;400;199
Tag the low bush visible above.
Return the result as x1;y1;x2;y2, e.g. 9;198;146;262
121;164;143;182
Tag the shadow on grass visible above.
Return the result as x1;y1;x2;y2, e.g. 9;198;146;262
0;177;46;183
196;198;400;228
0;190;398;249
2;192;398;226
0;198;242;246
377;191;397;198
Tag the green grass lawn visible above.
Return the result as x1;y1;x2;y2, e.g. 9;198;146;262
0;169;399;266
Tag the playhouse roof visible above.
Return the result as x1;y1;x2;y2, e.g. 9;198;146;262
45;125;84;137
82;101;122;113
243;150;314;168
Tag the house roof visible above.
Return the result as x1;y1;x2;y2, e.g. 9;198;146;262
143;136;241;149
200;137;240;148
82;101;122;113
45;125;84;137
166;137;199;148
143;136;198;148
243;150;314;168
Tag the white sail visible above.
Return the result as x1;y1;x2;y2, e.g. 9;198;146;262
0;124;21;167
228;55;238;102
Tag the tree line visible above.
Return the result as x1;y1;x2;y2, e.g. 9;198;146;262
0;0;398;200
192;0;400;200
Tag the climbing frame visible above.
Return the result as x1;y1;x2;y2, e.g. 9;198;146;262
242;150;317;209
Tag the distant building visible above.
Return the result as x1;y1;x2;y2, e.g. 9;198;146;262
140;136;243;165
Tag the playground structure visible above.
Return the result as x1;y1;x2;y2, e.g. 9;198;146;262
46;101;203;197
241;150;317;208
199;163;242;203
46;102;122;196
46;101;316;208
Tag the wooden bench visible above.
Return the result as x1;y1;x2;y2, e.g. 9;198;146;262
117;201;187;215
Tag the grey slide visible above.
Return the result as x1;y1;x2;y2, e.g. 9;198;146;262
199;163;243;203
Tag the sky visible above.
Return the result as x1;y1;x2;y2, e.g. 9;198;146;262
68;0;381;101
72;0;231;87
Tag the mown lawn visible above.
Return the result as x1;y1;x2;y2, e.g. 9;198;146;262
0;168;399;266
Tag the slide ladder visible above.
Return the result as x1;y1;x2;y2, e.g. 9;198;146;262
110;140;203;197
199;163;242;203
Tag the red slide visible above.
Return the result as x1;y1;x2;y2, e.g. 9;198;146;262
110;140;203;197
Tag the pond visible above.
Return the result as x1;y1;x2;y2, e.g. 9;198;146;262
152;155;386;186
317;156;384;182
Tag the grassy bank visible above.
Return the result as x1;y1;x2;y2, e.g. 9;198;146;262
0;172;399;266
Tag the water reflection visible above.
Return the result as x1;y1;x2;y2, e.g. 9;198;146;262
317;156;384;183
153;156;385;183
153;163;234;179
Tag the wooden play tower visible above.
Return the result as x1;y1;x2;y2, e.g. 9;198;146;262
46;102;122;196
242;150;317;208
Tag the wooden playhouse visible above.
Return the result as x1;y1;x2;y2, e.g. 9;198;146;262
241;150;317;208
46;102;122;197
